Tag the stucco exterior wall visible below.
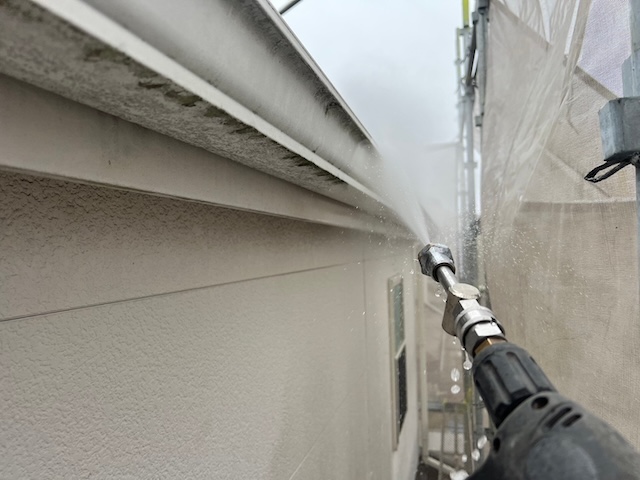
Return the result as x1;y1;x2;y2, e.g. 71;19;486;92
1;171;422;479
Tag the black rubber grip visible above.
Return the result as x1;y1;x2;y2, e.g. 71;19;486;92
472;343;556;427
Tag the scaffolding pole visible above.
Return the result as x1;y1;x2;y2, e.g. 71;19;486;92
456;0;491;473
460;21;477;474
473;0;490;464
627;0;640;285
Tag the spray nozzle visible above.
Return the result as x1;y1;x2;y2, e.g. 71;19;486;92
418;243;456;282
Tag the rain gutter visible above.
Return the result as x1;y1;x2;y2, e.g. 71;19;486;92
33;0;383;204
0;0;411;235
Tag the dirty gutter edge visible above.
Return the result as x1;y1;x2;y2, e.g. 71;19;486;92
32;0;386;207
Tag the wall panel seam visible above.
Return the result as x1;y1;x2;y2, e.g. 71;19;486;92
285;371;367;480
1;261;365;324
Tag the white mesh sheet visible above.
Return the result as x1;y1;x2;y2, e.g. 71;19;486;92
482;0;640;445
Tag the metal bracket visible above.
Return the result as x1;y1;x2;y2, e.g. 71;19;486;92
599;97;640;162
442;283;481;336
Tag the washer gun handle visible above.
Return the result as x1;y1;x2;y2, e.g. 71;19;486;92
417;244;640;479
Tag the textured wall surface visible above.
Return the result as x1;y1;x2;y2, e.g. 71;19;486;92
0;172;422;479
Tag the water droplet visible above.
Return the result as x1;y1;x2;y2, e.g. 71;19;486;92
451;384;461;395
450;367;461;382
461;454;468;463
435;286;443;298
472;449;480;461
463;358;472;371
477;435;487;449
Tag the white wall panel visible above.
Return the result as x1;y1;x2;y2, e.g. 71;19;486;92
289;374;369;480
0;171;421;479
1;265;366;479
0;172;366;321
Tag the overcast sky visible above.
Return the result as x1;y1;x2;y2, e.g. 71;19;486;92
272;0;461;149
270;0;463;239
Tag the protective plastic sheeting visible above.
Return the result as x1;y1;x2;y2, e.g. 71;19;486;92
481;0;640;446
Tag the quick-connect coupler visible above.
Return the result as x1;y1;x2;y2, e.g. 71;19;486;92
418;243;506;356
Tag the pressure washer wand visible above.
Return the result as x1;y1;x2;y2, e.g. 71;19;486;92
418;243;640;480
418;243;506;357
